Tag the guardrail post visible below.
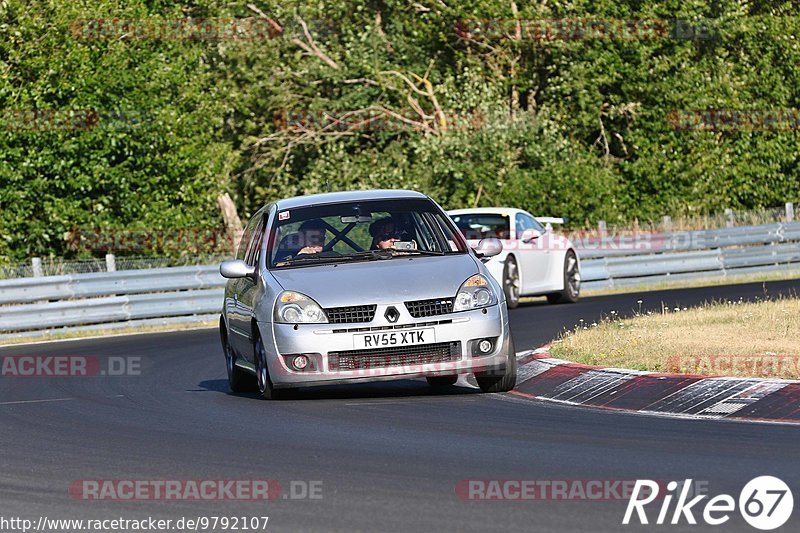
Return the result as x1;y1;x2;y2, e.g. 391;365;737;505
787;202;795;222
31;257;43;278
105;253;116;272
724;208;734;228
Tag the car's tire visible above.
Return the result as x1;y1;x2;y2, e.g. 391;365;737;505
426;375;458;388
546;250;580;305
476;337;517;393
254;335;287;400
503;255;521;309
221;324;255;393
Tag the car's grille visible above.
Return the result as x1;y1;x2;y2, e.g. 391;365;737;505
405;298;454;318
324;305;377;324
331;319;452;334
328;341;461;371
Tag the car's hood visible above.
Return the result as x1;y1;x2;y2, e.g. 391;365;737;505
269;254;479;307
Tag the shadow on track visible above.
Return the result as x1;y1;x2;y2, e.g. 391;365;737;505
195;378;482;402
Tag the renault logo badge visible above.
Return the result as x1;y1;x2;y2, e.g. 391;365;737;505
384;306;400;323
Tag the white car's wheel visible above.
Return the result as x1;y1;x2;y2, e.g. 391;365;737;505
547;250;580;304
503;256;520;309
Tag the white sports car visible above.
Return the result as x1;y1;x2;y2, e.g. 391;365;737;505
447;208;580;308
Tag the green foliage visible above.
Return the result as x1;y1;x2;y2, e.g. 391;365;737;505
1;0;799;260
0;0;231;260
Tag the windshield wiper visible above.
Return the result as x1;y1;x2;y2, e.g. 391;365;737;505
341;250;395;260
274;251;354;267
343;249;446;259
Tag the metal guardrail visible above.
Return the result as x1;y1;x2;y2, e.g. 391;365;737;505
0;265;224;305
0;222;799;335
577;222;800;259
0;265;225;333
579;222;800;290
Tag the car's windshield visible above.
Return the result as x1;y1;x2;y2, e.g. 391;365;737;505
268;198;467;268
450;213;511;240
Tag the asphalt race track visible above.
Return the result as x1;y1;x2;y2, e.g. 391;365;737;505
1;279;798;532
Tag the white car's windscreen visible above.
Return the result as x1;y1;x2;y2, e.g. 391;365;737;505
450;213;511;240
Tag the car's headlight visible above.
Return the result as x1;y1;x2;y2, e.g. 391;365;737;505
274;291;328;323
453;274;497;312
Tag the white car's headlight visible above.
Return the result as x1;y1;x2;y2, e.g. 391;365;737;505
453;274;497;312
274;291;328;323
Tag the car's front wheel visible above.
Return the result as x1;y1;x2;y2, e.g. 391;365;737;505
221;324;255;393
254;335;287;400
476;337;517;393
546;250;580;304
503;256;521;309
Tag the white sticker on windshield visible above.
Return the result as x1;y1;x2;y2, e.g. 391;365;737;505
278;211;290;221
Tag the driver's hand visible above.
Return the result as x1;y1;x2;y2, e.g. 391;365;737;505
298;246;322;254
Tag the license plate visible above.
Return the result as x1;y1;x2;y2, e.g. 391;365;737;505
353;328;435;349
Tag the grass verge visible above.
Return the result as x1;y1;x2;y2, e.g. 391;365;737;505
550;297;800;379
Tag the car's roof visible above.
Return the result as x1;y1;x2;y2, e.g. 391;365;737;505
275;189;429;210
447;207;525;217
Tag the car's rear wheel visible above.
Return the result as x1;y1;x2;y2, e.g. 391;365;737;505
221;324;255;393
503;256;520;309
476;337;517;393
426;375;458;388
254;336;287;400
546;250;580;304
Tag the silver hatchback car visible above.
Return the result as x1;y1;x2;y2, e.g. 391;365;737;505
219;190;516;399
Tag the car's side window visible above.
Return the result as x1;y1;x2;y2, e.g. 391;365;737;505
236;215;258;261
245;213;266;267
516;213;543;238
515;215;527;238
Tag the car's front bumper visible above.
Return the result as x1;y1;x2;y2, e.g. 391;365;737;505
260;304;510;388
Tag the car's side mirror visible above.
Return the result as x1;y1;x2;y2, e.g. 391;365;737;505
473;237;502;261
521;229;543;244
220;259;256;280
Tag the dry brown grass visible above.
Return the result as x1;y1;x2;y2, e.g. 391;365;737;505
550;297;800;379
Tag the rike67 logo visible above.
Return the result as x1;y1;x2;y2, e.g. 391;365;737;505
624;476;793;530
